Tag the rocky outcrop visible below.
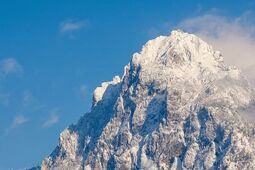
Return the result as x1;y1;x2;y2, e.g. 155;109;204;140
41;30;255;170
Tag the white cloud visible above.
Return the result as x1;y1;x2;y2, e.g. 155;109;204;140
60;19;87;33
0;58;22;107
23;90;34;106
0;58;23;77
177;11;255;121
80;85;87;99
11;114;28;128
4;114;28;135
42;108;59;128
179;12;255;84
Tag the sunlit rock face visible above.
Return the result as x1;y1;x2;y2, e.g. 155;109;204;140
41;30;255;170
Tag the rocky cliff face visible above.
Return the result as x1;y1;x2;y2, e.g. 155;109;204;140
41;30;255;170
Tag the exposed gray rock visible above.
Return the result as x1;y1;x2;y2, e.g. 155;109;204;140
41;30;255;170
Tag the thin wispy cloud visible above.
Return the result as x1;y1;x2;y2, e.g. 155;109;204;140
42;108;60;128
177;11;255;121
179;11;255;84
60;19;87;33
80;85;87;100
0;58;22;107
11;114;28;128
4;114;29;135
0;58;23;77
22;90;34;106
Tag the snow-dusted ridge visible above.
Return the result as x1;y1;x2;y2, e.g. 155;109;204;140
40;30;255;170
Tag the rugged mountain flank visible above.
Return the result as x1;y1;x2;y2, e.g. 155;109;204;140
41;30;255;170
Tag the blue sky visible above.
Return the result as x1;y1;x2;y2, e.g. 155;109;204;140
0;0;255;169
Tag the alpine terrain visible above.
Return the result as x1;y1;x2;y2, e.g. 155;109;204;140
40;30;255;170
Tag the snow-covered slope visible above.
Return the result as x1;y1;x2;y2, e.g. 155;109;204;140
41;30;255;170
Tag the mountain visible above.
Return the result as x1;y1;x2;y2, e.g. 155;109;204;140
40;30;255;170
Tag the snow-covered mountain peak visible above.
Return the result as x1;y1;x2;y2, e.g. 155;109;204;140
40;30;255;170
132;30;223;69
124;31;252;110
130;30;228;88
